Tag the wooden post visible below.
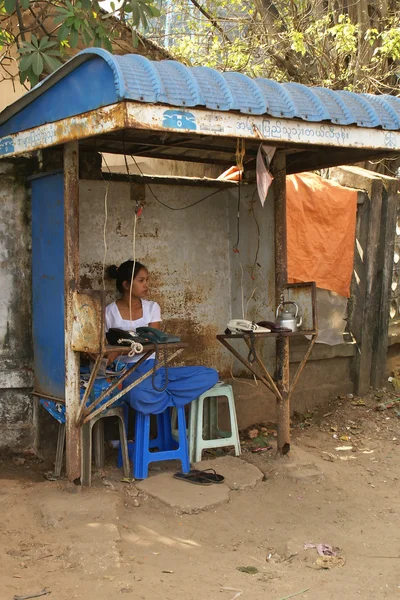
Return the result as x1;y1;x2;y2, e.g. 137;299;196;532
371;177;398;388
273;152;290;455
64;141;81;481
330;167;384;395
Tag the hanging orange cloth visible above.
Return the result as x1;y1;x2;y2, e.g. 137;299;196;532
286;173;358;298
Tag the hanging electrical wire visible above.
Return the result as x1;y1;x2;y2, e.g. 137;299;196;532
121;152;138;324
129;155;226;210
101;154;112;291
232;139;245;253
250;188;261;280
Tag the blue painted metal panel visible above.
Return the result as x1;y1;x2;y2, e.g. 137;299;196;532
362;94;400;130
31;172;65;399
1;48;400;136
222;72;267;114
0;57;118;137
117;54;163;103
152;61;203;107
282;83;330;122
312;87;356;125
379;94;400;117
253;79;296;118
335;90;380;128
190;66;235;110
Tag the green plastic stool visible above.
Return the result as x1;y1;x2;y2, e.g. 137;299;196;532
171;383;241;463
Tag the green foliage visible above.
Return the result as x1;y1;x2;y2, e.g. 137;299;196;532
0;0;159;87
19;35;62;86
151;0;400;94
1;0;399;95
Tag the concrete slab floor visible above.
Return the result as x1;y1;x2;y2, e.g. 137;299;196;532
137;456;263;514
193;455;264;490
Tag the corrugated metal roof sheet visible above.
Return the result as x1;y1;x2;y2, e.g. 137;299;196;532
1;47;400;135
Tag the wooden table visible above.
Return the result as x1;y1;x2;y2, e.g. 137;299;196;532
217;330;317;454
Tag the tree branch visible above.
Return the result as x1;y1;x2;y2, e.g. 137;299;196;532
15;0;26;42
28;5;51;37
188;0;231;44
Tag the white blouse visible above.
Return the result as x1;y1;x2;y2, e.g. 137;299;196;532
105;300;161;363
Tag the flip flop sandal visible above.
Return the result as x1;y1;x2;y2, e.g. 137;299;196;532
173;472;213;485
190;468;225;484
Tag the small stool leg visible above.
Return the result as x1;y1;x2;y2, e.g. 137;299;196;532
154;412;167;450
161;407;176;450
123;403;130;433
81;421;93;487
117;404;131;467
93;420;105;470
170;407;178;441
134;412;148;479
209;397;218;438
54;423;65;477
117;412;130;478
194;395;205;463
177;406;190;473
227;390;241;456
188;400;198;464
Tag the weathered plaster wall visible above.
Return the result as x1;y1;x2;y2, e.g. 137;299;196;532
79;180;233;372
1;164;392;452
0;162;34;450
225;183;355;427
228;184;276;374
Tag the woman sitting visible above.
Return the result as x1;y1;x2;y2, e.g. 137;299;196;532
106;260;219;414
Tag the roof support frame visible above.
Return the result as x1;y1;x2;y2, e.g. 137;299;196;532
0;101;400;168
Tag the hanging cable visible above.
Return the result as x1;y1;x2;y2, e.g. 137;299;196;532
129;155;226;210
101;154;112;291
129;212;137;324
102;183;110;291
250;188;261;280
121;151;138;325
232;179;241;253
232;139;245;253
232;139;244;252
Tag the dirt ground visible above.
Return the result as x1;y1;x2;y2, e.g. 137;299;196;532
2;388;400;600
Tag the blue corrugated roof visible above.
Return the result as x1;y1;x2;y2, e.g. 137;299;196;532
1;47;400;137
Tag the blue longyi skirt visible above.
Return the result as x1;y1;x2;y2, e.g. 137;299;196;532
123;359;219;415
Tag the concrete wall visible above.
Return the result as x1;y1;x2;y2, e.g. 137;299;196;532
0;162;35;450
0;171;359;453
0;162;395;452
78;178;357;429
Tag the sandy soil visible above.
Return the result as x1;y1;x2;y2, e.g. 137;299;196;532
1;389;400;600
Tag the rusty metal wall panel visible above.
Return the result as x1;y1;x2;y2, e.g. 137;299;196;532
284;282;317;332
0;103;126;159
126;102;400;153
1;100;400;161
71;291;105;353
31;171;65;398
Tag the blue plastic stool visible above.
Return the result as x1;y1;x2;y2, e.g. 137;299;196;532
134;404;190;479
117;406;177;467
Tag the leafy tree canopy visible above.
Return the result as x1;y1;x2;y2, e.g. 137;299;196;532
1;0;399;103
0;0;160;87
151;0;400;94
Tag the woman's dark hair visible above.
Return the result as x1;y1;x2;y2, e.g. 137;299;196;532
107;260;147;294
